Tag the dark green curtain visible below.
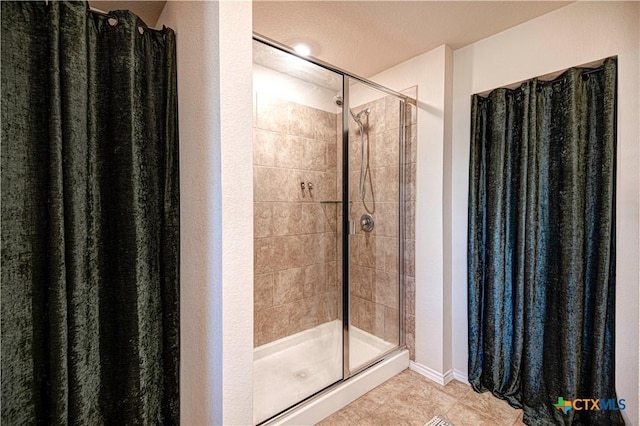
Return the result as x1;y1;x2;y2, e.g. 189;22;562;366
1;1;179;424
468;59;621;425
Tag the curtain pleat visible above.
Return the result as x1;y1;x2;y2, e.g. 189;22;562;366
468;59;621;425
1;1;179;424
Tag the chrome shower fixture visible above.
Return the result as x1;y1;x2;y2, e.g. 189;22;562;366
351;108;370;124
333;95;370;124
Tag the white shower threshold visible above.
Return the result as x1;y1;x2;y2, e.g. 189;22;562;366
254;320;409;425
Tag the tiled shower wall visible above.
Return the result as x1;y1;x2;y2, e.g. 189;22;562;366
404;88;417;361
253;88;417;360
345;87;417;359
253;93;340;347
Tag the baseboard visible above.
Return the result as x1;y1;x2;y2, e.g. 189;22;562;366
409;361;454;385
452;368;469;385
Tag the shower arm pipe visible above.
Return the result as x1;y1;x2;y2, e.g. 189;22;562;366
253;32;416;106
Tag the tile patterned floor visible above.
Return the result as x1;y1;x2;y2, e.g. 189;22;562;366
316;369;526;426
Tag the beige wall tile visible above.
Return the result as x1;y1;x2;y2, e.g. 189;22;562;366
406;162;416;201
302;138;327;171
406;331;415;360
376;202;399;238
326;141;337;171
406;201;415;240
318;291;339;323
351;265;374;301
291;296;319;333
320;203;338;233
256;93;288;133
254;237;276;274
380;236;398;273
373;129;400;169
254;273;273;312
273;268;305;305
375;166;399;202
405;276;415;333
274;136;303;169
288;102;315;139
404;239;415;277
255;305;288;347
375;270;398;309
254;167;289;202
323;232;337;262
373;306;385;339
353;296;376;334
282;235;303;269
326;261;338;293
406;124;417;164
254;129;281;166
384;95;401;131
301;202;324;233
313;109;337;142
271;202;302;236
354;234;378;269
254;202;272;239
383;306;399;344
303;263;325;297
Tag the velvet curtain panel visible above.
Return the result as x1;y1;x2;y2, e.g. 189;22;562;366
1;1;179;424
468;59;621;425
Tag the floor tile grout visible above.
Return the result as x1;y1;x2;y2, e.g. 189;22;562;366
316;370;524;426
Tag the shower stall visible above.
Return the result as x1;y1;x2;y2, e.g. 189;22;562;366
253;35;414;424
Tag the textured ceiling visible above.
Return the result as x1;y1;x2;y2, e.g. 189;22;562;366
254;1;573;77
89;1;573;78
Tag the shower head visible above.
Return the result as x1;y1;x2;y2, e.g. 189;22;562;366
358;108;371;118
334;96;370;124
353;108;371;121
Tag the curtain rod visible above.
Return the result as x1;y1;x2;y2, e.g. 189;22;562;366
475;57;614;97
88;6;116;19
43;1;116;19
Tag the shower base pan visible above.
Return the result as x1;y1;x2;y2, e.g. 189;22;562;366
254;320;409;425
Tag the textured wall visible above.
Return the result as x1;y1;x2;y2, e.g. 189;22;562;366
157;1;254;425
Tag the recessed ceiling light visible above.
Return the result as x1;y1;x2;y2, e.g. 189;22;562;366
293;43;311;57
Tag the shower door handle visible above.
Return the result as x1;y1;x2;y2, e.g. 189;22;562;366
348;220;356;235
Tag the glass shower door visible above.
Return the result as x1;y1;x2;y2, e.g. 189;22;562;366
346;78;403;372
252;40;344;424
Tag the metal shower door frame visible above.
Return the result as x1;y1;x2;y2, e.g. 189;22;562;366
253;32;410;422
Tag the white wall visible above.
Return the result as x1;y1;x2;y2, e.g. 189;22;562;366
253;64;339;113
451;2;639;424
369;45;455;381
158;1;254;425
155;0;638;424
